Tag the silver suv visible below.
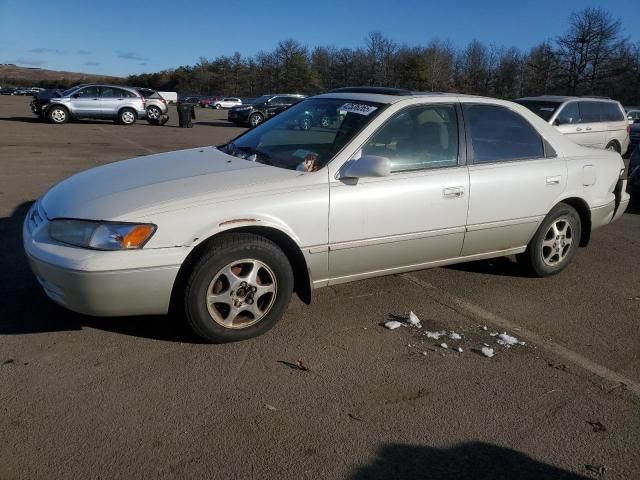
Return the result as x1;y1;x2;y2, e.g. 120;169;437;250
41;84;147;125
136;88;169;122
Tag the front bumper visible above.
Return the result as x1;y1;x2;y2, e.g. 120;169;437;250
228;109;251;124
23;205;188;317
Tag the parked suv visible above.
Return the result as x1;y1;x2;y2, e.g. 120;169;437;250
136;88;169;122
213;97;242;109
228;94;305;127
31;84;146;125
516;96;630;155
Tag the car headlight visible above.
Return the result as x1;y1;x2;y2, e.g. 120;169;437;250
49;219;156;250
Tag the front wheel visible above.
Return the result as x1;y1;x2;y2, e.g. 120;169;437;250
520;203;581;277
183;233;294;343
48;106;68;124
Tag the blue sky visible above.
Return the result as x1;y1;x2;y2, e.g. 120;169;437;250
0;0;636;77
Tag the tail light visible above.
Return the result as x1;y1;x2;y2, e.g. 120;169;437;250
627;125;631;134
161;98;167;105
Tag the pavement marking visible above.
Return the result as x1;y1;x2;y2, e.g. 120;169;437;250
95;125;156;154
401;272;640;398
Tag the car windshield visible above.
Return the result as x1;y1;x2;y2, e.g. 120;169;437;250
220;98;384;171
61;86;81;97
516;100;562;121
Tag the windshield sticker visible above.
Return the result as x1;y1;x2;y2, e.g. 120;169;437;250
339;103;378;116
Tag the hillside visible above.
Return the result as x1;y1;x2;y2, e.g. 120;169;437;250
0;64;124;86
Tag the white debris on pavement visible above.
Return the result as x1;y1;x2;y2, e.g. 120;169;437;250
440;343;449;349
481;347;495;358
407;311;422;327
449;332;462;340
481;325;488;331
496;332;526;347
457;347;463;353
425;330;447;339
384;321;403;330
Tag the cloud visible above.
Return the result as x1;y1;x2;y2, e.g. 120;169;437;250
78;49;92;55
30;47;65;54
84;61;100;66
137;62;147;66
15;58;47;67
117;51;148;61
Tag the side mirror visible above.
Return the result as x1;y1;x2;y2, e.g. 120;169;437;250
340;155;391;179
552;118;561;126
72;93;80;98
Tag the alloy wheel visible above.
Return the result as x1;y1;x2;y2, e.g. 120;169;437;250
206;259;277;329
541;218;574;266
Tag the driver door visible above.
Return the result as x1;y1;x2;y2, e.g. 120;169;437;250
70;86;101;116
328;103;469;284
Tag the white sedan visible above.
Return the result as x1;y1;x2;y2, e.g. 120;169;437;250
24;87;629;343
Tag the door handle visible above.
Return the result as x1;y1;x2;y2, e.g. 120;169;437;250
586;127;592;131
576;127;583;132
546;175;561;186
443;186;465;199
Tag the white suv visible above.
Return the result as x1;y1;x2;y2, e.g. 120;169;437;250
213;97;242;109
517;96;630;155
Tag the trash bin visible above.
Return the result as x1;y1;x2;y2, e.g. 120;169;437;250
177;102;195;128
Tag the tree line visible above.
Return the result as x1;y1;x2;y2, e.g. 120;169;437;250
127;8;639;105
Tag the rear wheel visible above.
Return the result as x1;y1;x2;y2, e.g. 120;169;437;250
183;233;294;343
605;141;620;153
520;203;581;277
118;108;137;125
249;112;264;127
215;103;222;109
146;105;162;122
48;106;68;124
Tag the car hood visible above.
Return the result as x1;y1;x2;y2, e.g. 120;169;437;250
41;147;300;221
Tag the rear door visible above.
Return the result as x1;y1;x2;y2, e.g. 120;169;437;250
462;102;567;256
554;101;591;146
70;86;101;116
99;87;124;116
577;101;607;148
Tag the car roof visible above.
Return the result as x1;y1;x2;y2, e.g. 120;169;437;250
517;95;618;104
314;89;480;105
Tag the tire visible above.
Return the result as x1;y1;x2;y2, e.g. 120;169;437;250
118;108;137;125
605;141;620;153
48;106;68;124
183;233;294;343
249;112;264;127
146;105;162;122
215;103;222;109
520;203;582;277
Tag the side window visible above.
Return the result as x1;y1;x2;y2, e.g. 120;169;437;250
75;87;99;98
269;97;285;106
100;87;119;98
464;104;544;163
363;104;459;172
579;102;602;123
120;89;136;98
556;102;581;125
601;102;624;122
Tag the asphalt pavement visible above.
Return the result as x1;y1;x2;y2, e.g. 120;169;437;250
1;96;638;479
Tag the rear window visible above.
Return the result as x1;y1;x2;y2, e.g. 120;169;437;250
516;100;561;122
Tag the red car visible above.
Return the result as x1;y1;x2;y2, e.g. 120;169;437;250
199;96;222;108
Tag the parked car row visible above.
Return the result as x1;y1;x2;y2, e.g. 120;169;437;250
227;94;305;126
29;84;169;125
1;86;45;96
